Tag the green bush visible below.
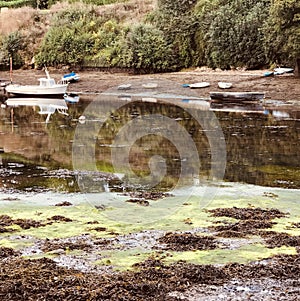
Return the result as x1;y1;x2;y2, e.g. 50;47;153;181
151;0;200;69
118;24;175;72
0;31;24;67
263;0;300;67
36;7;99;67
0;0;35;8
205;0;270;69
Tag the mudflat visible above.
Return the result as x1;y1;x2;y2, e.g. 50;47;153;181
1;68;299;102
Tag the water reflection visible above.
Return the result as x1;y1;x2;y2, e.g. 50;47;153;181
5;97;69;124
0;95;299;192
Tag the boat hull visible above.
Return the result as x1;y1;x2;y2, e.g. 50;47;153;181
210;91;265;102
5;84;68;96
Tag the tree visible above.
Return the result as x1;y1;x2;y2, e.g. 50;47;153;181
120;24;175;72
264;0;300;76
204;0;270;69
0;31;24;67
152;0;200;69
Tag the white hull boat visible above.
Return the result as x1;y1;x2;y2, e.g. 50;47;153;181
5;69;68;96
218;82;233;89
142;83;158;89
189;82;210;89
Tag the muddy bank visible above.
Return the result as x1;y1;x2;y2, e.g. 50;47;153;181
1;68;300;102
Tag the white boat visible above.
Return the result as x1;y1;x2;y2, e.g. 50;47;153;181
274;67;294;75
117;84;132;90
142;82;158;89
189;82;210;89
218;82;233;89
6;97;68;123
5;69;68;96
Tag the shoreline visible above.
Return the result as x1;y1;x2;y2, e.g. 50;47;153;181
0;68;299;103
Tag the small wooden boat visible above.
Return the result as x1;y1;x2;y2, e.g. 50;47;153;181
210;91;265;102
189;82;210;89
218;82;232;89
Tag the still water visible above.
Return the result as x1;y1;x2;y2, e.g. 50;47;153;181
0;94;299;193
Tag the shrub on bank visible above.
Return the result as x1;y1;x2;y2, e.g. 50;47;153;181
203;0;270;69
2;0;299;72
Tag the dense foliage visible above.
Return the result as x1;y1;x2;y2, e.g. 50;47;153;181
263;0;300;67
204;0;270;69
0;0;299;72
0;0;125;9
0;0;34;8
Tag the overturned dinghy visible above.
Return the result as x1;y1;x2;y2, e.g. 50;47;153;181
210;91;265;102
189;82;210;89
218;82;233;89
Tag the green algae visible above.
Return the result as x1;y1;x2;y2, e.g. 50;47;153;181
0;182;299;271
162;244;297;266
95;249;151;271
0;238;34;250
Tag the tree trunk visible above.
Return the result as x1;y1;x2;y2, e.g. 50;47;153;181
295;58;300;77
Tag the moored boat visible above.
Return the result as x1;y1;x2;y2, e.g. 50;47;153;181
274;67;294;75
210;91;265;102
218;82;233;89
5;69;68;96
189;82;210;89
62;71;80;82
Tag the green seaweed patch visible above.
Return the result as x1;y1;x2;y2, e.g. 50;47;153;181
0;238;34;250
95;249;151;271
162;244;297;266
0;185;299;242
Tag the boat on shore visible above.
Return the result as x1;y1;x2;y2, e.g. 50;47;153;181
5;69;68;96
189;82;210;89
218;82;233;89
274;67;293;75
62;71;80;82
210;91;265;102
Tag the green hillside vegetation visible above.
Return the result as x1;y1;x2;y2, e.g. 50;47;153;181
0;0;299;73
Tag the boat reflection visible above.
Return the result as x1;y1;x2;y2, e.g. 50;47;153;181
5;97;68;123
210;101;267;114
